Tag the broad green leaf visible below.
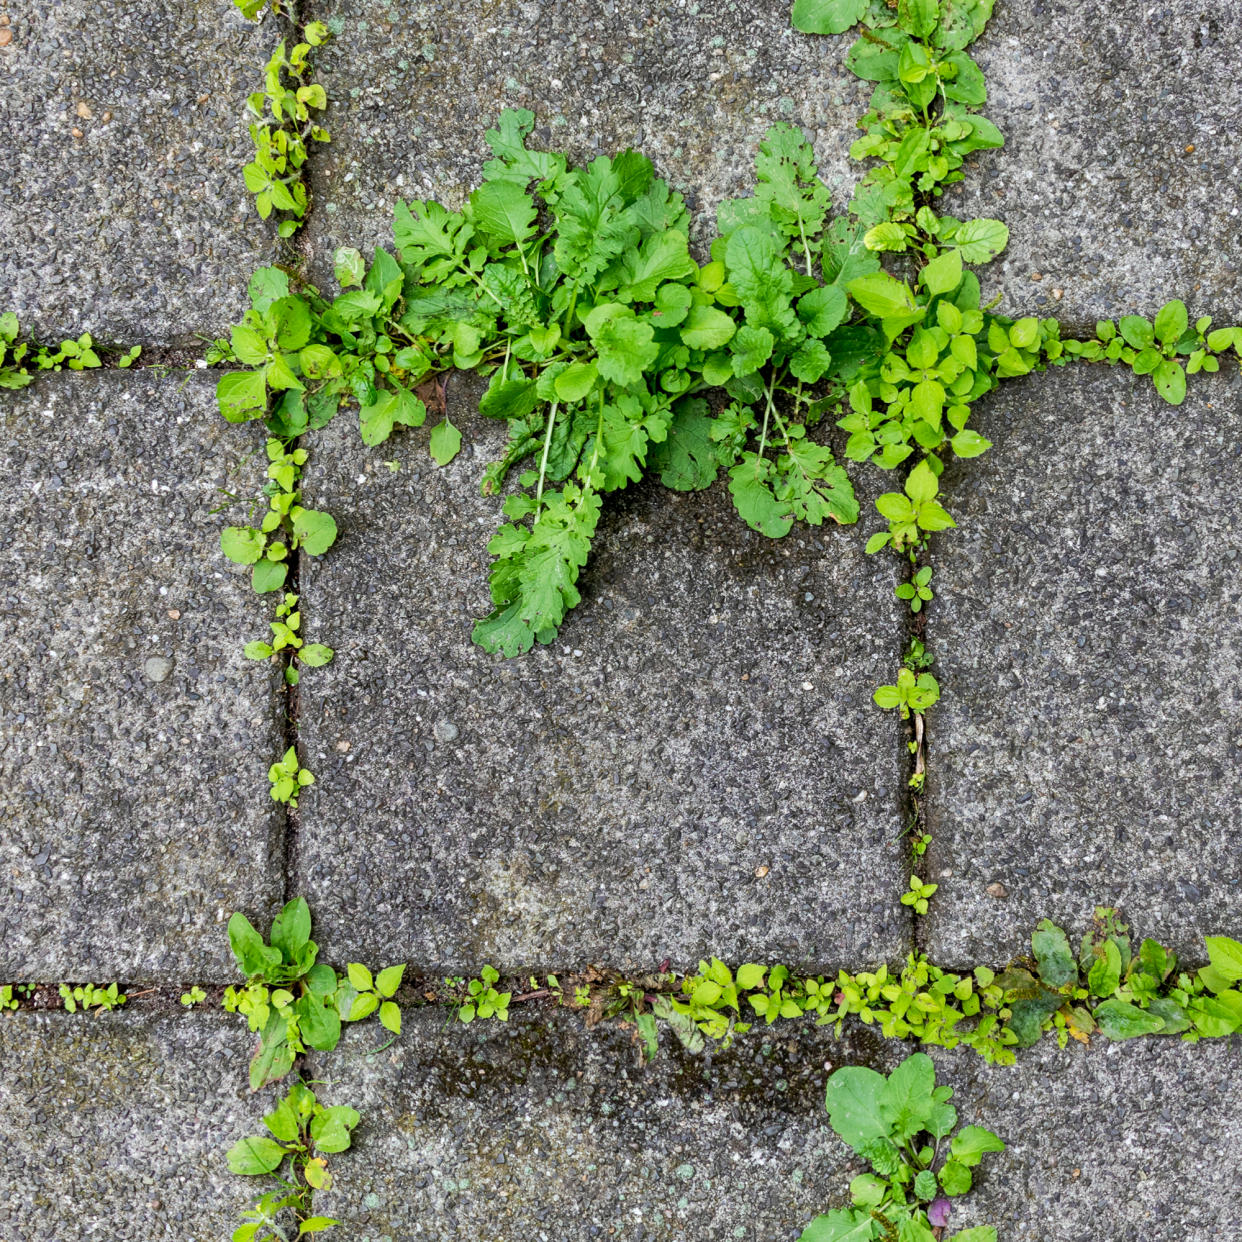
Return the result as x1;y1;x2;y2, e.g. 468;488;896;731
292;509;338;556
376;964;406;997
798;285;849;336
1153;298;1188;345
429;419;463;466
950;1125;1005;1167
725;227;798;336
226;1135;287;1176
950;429;991;458
613;230;697;300
554;361;600;402
380;999;402;1034
348;991;380;1022
824;1065;890;1151
879;1052;935;1141
298;1220;341;1236
847;272;917;319
221;526;266;566
1118;315;1154;350
791;0;868;35
797;1207;879;1242
227;912;280;977
1094;998;1165;1040
904;460;939;506
899;0;941;39
584;304;659;387
269;897;311;958
217;370;268;423
248;266;290;312
953;218;1008;264
469;179;537;245
945;1231;998;1242
728;458;794;538
1152;359;1186;406
296;993;341;1051
347;962;373;992
648;398;722;491
299;643;334;667
1087;939;1122;998
1205;936;1242;983
921;248;963;296
1031;918;1077;988
252;558;288;594
680;304;737;350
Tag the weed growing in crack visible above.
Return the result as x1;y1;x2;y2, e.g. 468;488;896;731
800;1050;1005;1242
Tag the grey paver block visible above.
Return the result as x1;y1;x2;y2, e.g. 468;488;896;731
924;365;1242;966
932;1037;1242;1241
304;0;867;278
949;0;1242;328
306;1009;900;1241
0;373;284;980
295;401;908;973
0;1010;261;1242
0;0;275;344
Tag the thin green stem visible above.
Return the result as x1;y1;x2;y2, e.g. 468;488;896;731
534;399;559;515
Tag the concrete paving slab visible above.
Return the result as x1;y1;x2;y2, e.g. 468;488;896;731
0;1010;261;1242
0;372;284;980
0;0;275;345
306;1008;900;1241
303;0;867;278
923;365;1242;966
950;0;1242;329
294;399;908;974
932;1036;1242;1241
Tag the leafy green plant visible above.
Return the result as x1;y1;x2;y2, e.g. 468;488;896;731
59;982;126;1013
0;985;19;1012
244;27;332;238
1000;910;1242;1048
268;746;315;808
220;438;337;597
800;1051;1004;1242
456;965;511;1023
874;667;940;718
181;986;208;1008
245;592;334;687
1064;302;1242;406
224;897;406;1089
896;563;933;611
227;1080;356;1239
901;873;939;915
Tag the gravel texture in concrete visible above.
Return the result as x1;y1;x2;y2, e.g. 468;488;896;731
304;0;867;277
305;1008;900;1241
924;365;1242;966
948;0;1242;330
0;0;275;345
0;1010;261;1242
932;1036;1242;1241
0;373;284;980
294;390;908;974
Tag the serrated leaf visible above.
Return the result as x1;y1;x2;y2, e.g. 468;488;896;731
221;526;266;566
648;398;722;491
226;1135;287;1176
469;179;537;246
791;0;868;34
680;304;738;350
584;304;659;387
217;371;268;424
953;218;1008;264
847;272;918;319
729;457;794;537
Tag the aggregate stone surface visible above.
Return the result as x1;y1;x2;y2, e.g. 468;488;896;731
931;1036;1242;1241
303;0;868;278
305;1008;900;1241
295;390;908;974
0;0;275;345
923;365;1242;967
948;0;1242;329
0;1011;261;1242
0;373;284;980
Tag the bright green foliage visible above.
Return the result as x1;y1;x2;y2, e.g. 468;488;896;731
1;314;139;385
268;746;315;809
0;985;18;1012
901;873;939;915
245;592;334;687
220;439;337;597
181;986;208;1008
59;982;126;1013
244;30;331;238
227;1080;355;1240
224;898;407;1089
799;1052;1004;1242
1063;303;1242;406
873;667;940;718
896;564;934;611
456;965;511;1023
1002;909;1242;1048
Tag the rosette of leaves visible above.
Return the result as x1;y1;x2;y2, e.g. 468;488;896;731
800;1051;1004;1242
393;110;747;656
227;1080;357;1239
